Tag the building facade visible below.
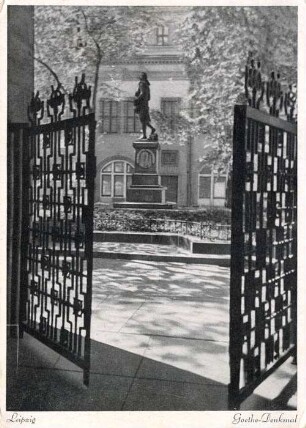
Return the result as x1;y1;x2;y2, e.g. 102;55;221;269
95;9;229;208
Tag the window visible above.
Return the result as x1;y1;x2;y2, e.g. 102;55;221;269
74;24;87;48
76;38;86;48
198;167;227;205
189;100;202;120
100;161;134;198
156;26;169;45
101;175;111;197
124;100;139;133
214;176;226;199
199;176;211;199
99;100;119;133
161;98;181;131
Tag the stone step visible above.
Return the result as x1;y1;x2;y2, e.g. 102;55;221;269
93;242;230;267
113;202;175;209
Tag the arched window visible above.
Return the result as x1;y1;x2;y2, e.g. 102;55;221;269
100;160;134;199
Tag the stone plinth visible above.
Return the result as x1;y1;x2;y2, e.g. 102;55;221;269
114;138;174;209
132;141;160;174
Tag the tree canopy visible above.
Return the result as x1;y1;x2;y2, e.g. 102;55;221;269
176;6;297;171
34;6;298;171
34;6;163;108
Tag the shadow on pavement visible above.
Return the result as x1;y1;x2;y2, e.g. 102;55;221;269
7;335;228;411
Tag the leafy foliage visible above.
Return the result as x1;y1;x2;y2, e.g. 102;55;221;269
176;6;297;170
34;6;164;108
34;6;297;170
150;109;197;146
94;206;231;226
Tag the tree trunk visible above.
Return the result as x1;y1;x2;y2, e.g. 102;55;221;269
92;55;102;113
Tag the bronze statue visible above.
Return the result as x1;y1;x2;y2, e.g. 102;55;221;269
134;72;157;140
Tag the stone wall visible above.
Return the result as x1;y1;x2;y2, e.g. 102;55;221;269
8;6;34;123
7;6;34;339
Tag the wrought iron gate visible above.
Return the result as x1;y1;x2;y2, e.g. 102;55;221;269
229;57;297;409
19;75;96;385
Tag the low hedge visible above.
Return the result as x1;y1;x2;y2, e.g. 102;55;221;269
94;206;231;233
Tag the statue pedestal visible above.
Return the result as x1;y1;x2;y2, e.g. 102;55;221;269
114;139;174;209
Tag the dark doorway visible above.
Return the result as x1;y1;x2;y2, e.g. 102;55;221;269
161;175;178;203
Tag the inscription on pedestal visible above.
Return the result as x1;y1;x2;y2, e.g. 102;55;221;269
126;188;163;203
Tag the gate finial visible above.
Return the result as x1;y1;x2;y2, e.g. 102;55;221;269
245;52;264;109
266;71;283;117
69;73;92;117
28;91;44;125
284;84;297;123
47;83;66;122
243;53;297;122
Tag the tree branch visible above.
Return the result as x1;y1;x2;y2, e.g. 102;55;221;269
34;56;68;93
79;8;102;60
78;8;103;112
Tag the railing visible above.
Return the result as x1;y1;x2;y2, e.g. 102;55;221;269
94;216;231;241
148;219;231;241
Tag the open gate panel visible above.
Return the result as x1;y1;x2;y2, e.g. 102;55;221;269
229;105;297;409
20;87;96;385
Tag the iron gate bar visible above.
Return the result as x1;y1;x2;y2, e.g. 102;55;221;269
19;76;96;385
8;123;29;338
229;103;297;410
83;116;96;386
243;106;297;134
19;125;30;337
26;114;95;135
229;105;246;410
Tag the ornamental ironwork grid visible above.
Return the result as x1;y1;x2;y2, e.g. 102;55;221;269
20;74;96;385
229;53;297;409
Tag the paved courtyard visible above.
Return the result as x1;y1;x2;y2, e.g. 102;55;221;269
7;256;296;411
93;241;230;265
